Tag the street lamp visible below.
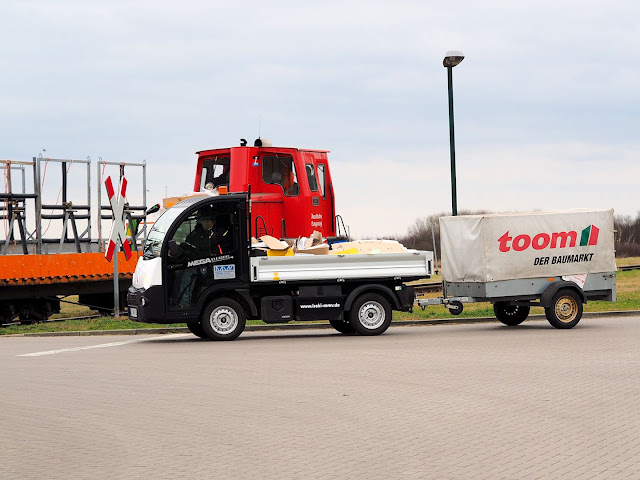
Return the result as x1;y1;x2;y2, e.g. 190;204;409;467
443;51;464;216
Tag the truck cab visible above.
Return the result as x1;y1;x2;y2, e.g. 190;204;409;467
130;194;251;325
194;139;339;239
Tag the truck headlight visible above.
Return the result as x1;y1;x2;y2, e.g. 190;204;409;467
143;274;151;290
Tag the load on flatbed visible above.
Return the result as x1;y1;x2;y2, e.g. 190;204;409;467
419;209;617;328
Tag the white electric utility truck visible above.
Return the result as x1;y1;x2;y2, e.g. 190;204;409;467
127;194;616;339
128;194;433;340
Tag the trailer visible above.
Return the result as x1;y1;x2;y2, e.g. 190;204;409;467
418;209;617;328
127;194;433;340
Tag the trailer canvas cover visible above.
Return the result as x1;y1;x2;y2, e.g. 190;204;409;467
440;209;616;282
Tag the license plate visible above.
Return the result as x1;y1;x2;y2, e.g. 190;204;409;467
129;307;138;318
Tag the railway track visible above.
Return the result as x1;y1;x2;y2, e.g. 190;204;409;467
618;264;640;271
1;314;100;327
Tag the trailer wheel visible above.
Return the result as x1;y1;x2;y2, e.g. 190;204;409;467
348;293;392;336
187;322;207;339
493;302;530;326
447;301;464;315
329;319;356;334
201;298;246;340
545;288;583;329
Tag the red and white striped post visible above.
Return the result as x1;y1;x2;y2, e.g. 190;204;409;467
104;175;132;316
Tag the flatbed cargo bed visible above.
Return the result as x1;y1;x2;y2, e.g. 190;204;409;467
250;251;433;283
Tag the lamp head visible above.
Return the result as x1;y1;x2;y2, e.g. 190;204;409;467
443;51;465;67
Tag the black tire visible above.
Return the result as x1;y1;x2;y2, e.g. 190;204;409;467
545;288;583;329
187;321;207;339
200;298;246;340
329;319;356;334
447;301;464;315
347;293;392;336
493;301;530;326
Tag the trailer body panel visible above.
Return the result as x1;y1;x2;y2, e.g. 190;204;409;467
440;209;617;283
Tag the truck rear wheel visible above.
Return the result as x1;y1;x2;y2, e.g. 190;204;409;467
348;293;392;336
329;319;356;334
201;298;246;340
187;322;207;339
493;302;530;326
545;288;583;329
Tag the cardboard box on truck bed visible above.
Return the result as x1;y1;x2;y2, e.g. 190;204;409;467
440;209;617;283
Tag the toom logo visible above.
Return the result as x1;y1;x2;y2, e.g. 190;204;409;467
498;225;599;252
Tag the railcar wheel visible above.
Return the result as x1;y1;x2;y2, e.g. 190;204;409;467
348;293;392;336
201;298;246;340
493;302;530;326
545;289;583;329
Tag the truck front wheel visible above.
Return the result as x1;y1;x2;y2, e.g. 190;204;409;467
201;298;246;340
348;293;392;336
493;302;530;326
545;288;583;329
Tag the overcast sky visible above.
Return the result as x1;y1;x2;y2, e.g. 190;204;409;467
2;0;638;238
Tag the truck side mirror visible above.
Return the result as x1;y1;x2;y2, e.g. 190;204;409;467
146;204;160;215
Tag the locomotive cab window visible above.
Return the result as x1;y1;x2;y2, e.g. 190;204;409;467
199;156;230;191
306;164;318;192
317;163;326;199
262;156;299;196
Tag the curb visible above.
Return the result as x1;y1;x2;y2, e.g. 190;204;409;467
5;310;639;337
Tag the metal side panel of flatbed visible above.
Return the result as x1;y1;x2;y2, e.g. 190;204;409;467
250;251;434;283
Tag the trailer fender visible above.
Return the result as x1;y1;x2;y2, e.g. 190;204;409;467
344;284;401;311
540;281;586;307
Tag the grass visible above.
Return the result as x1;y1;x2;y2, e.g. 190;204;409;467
2;257;639;336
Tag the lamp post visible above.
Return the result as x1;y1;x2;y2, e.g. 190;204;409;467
443;51;464;216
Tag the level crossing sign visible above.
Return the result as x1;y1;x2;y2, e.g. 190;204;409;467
104;176;132;262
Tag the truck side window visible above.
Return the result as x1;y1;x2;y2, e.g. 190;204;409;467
317;164;326;199
306;164;318;192
262;156;299;196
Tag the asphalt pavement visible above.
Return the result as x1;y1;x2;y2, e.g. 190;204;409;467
2;314;639;479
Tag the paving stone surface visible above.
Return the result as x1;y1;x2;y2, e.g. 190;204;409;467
2;316;639;479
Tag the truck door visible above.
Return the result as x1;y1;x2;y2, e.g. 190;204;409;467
164;201;242;311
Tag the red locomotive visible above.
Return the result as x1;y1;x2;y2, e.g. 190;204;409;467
194;138;340;239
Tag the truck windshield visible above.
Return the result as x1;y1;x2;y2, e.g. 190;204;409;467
143;206;188;259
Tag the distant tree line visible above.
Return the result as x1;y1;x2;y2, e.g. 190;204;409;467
395;210;640;259
614;213;640;257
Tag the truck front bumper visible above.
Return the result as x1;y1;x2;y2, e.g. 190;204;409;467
127;285;165;323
